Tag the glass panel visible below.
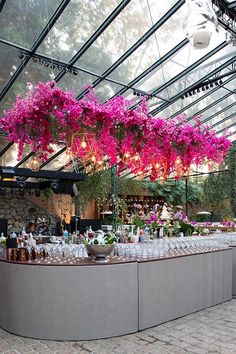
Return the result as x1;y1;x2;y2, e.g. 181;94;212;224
0;143;32;167
155;66;236;120
0;42;22;92
155;39;229;100
37;0;120;62
215;118;236;134
182;76;236;118
104;4;186;87
0;89;19;117
0;58;60;116
58;71;97;95
21;144;63;169
209;106;236;131
203;98;236;124
228;133;236;142
157;100;184;119
0;136;10;152
75;0;178;77
166;72;236;118
43;150;71;171
0;0;61;48
137;59;185;97
94;80;124;102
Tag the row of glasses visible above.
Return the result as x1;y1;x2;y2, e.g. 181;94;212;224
115;240;168;260
115;233;229;261
31;244;88;264
23;232;233;264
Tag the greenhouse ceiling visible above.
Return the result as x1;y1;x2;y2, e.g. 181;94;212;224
0;0;236;172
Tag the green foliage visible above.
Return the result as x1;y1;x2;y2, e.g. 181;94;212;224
118;177;145;196
228;145;236;217
146;180;203;206
179;222;194;236
74;169;112;212
104;234;117;244
43;187;53;201
203;172;231;220
0;239;6;247
133;216;145;228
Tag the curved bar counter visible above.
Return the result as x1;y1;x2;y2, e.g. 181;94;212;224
232;246;236;296
0;248;232;340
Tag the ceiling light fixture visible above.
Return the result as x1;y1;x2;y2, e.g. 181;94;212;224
180;68;236;100
16;177;26;190
184;0;218;49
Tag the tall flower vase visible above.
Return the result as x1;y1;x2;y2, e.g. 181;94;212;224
159;227;164;238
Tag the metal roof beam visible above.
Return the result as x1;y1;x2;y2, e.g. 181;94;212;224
210;111;236;130
171;73;236;118
184;90;236;124
212;0;236;20
228;1;236;9
189;92;234;121
55;0;131;82
216;114;236;134
15;151;35;168
76;0;185;99
0;166;85;181
0;142;13;157
111;38;189;98
0;0;71;101
227;130;236;139
0;38;164;100
149;42;229;115
39;147;67;169
150;47;236;116
202;100;236;125
0;0;7;12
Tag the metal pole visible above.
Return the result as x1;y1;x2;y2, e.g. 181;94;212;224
111;165;119;229
185;178;188;216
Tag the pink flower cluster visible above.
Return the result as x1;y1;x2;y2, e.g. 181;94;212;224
222;221;236;227
0;81;231;179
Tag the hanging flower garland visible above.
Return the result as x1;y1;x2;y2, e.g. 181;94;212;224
0;81;231;180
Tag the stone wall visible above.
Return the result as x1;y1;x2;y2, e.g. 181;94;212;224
0;194;71;234
29;193;75;220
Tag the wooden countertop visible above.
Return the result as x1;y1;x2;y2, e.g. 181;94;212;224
0;247;231;266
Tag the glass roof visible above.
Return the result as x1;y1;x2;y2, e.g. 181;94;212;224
0;0;236;171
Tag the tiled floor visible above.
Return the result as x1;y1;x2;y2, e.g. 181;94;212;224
1;300;236;354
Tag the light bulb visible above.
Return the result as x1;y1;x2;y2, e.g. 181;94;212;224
91;155;96;163
155;162;160;169
175;157;181;165
81;140;87;149
29;157;40;172
208;160;214;168
66;147;72;157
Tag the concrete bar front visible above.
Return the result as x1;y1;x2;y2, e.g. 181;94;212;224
0;260;138;340
0;248;232;340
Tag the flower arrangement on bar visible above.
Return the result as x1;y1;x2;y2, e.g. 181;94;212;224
83;232;118;263
131;203;195;236
0;81;231;181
